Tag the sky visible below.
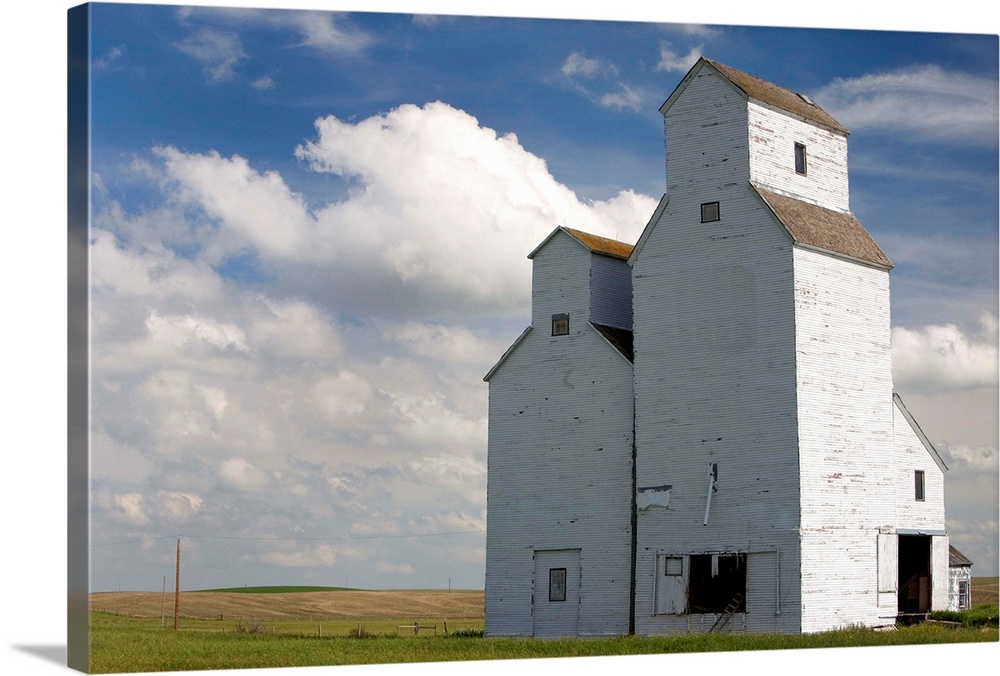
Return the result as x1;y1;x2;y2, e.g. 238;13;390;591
75;2;1000;593
1;2;996;676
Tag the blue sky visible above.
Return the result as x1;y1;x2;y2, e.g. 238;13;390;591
78;3;999;595
1;3;996;676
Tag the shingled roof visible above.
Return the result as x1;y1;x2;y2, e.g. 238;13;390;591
662;58;848;136
528;226;635;260
752;184;892;269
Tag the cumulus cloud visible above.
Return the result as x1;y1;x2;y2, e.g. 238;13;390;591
90;99;657;586
892;313;999;391
656;43;702;73
156;491;204;521
155;146;313;259
294;101;654;311
815;65;999;143
114;493;148;525
218;457;273;492
174;28;246;81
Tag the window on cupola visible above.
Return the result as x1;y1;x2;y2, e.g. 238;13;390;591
794;143;807;175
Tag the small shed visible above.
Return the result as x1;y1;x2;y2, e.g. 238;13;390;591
948;545;974;611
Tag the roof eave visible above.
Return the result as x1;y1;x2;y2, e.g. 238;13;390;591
483;326;532;382
893;392;949;474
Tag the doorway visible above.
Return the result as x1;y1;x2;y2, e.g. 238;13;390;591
897;535;931;613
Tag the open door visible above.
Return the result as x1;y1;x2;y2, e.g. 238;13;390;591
897;535;931;613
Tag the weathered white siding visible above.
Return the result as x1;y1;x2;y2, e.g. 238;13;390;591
747;101;849;212
793;246;894;630
631;193;802;634
892;401;946;531
589;253;632;329
663;65;749;203
485;232;634;637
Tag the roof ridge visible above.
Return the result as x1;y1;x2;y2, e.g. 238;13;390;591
561;226;635;259
704;59;848;135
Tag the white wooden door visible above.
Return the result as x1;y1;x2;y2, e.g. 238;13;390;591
532;549;581;637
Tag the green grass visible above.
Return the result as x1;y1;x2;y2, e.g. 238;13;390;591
88;609;999;674
929;603;999;627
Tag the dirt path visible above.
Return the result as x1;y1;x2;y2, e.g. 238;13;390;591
90;589;484;621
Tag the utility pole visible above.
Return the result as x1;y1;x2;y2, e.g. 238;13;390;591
174;537;181;631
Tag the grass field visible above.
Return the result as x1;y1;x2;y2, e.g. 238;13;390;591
87;581;999;673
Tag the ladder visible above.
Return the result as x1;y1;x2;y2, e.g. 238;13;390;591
709;592;745;633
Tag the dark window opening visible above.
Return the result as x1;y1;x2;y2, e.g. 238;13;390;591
701;201;720;223
551;313;569;336
548;568;567;602
794;143;807;175
915;470;925;501
958;580;970;609
688;553;746;614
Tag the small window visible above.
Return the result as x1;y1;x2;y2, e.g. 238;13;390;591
794;143;807;175
914;470;925;501
958;580;970;609
551;313;569;336
549;568;567;602
664;556;683;576
701;201;720;223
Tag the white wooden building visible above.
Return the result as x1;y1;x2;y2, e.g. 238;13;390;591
484;58;950;637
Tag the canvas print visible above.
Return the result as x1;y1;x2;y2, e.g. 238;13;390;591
67;2;998;673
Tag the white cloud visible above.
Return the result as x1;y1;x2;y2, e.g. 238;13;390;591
260;544;341;567
251;75;275;90
815;65;999;143
294;101;655;311
174;28;246;81
941;443;998;471
376;561;414;576
113;493;148;525
599;85;645;112
156;491;204;521
892;313;999;391
218;457;273;492
381;321;505;365
656;43;702;73
561;52;612;78
250;298;346;362
155;146;313;259
94;46;122;70
279;11;373;54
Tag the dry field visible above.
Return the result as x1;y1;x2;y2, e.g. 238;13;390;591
90;589;484;621
90;576;995;623
972;576;998;606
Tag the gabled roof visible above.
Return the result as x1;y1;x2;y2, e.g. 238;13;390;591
949;545;974;568
751;184;893;270
528;226;634;261
483;326;531;382
893;392;948;474
661;58;848;136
